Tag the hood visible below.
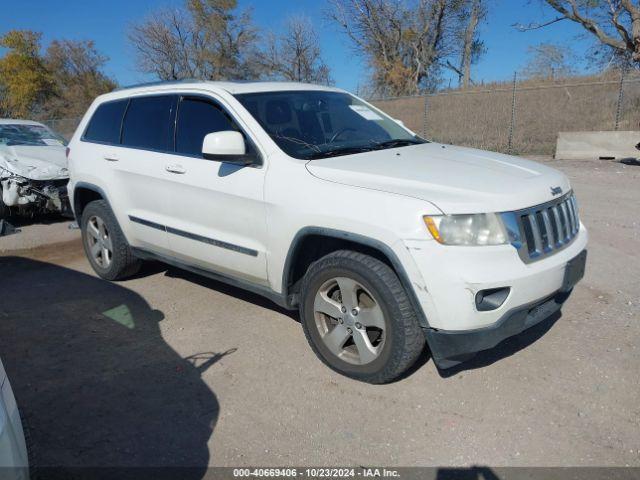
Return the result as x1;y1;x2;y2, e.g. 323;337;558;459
0;145;69;181
305;143;570;214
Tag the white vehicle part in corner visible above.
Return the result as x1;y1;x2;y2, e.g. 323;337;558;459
1;180;20;207
1;180;37;207
0;359;29;476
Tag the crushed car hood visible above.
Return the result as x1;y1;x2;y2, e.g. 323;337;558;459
305;143;571;214
0;145;69;181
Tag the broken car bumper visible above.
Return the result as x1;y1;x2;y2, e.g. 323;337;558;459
402;226;588;369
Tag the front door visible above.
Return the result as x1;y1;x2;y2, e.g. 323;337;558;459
165;95;269;285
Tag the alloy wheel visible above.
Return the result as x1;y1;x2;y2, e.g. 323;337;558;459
313;276;386;365
86;215;113;269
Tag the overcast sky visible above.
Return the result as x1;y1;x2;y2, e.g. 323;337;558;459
3;0;594;91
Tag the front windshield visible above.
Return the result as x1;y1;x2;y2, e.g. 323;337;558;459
235;90;426;160
0;124;67;147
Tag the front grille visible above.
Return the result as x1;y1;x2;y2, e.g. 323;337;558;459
502;192;580;263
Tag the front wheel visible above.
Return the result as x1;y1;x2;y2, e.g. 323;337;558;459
299;250;425;383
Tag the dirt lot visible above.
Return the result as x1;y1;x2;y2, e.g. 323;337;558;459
0;158;638;471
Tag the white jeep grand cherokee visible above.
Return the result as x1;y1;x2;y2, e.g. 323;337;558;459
67;81;587;383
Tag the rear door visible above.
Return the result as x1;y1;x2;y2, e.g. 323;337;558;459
164;95;269;285
107;94;178;254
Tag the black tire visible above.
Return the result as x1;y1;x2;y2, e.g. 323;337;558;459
299;250;425;384
81;200;141;280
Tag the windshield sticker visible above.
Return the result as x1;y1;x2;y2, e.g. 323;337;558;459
349;105;383;121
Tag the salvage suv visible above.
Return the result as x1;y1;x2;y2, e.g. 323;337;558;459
67;81;587;383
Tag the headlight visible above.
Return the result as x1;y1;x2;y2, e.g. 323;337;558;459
423;213;508;246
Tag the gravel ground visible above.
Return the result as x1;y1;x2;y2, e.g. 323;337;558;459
0;215;78;252
0;158;638;470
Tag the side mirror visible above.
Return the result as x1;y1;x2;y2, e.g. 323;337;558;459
202;131;255;165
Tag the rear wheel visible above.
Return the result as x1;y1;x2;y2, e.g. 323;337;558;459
299;250;425;384
81;200;141;280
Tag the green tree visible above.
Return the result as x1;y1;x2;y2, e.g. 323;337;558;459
0;30;51;117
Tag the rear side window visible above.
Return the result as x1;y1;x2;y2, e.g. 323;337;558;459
121;95;177;151
175;97;236;157
83;100;128;144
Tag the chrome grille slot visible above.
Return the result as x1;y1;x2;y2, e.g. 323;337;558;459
502;192;580;263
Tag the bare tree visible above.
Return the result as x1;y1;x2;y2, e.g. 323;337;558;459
128;0;261;81
262;16;332;85
521;43;576;79
459;0;486;87
328;0;469;97
43;39;117;118
129;9;201;80
445;0;487;88
516;1;640;69
187;0;262;80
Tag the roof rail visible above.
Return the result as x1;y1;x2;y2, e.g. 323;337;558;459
113;79;203;92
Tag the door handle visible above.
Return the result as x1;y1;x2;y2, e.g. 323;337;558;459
165;164;186;174
103;153;119;162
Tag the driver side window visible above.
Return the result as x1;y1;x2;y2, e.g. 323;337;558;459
175;97;238;158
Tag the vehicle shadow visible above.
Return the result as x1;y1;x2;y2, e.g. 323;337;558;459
3;212;70;228
436;311;562;378
619;157;640;166
435;466;501;479
146;262;557;381
0;256;225;479
163;266;299;321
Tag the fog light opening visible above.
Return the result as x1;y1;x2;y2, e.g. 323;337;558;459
475;287;511;312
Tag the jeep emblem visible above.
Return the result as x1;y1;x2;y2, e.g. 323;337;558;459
550;186;563;196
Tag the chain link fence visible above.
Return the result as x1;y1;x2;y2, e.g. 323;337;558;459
39;72;640;157
41;117;82;141
371;72;640;156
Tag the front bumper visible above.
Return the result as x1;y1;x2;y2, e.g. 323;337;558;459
1;176;69;215
401;224;588;368
425;288;571;368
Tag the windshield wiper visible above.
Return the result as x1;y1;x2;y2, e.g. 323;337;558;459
306;138;425;160
371;138;424;150
306;145;376;160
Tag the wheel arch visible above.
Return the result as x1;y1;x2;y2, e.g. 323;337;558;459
73;182;111;222
282;227;430;329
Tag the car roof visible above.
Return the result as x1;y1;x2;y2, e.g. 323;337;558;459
100;80;345;102
0;119;47;126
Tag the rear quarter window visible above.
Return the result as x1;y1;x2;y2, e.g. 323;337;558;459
83;99;128;144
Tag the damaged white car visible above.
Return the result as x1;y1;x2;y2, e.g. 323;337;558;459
0;120;70;219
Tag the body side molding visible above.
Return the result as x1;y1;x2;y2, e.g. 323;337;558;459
128;215;258;257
